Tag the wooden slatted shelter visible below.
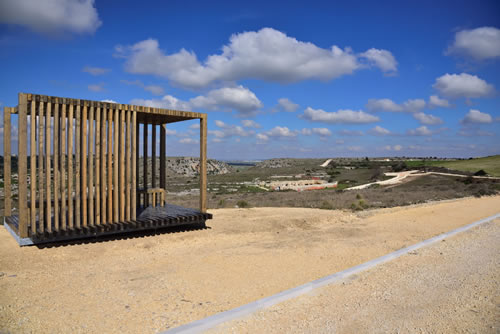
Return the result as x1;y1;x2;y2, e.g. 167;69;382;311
3;93;211;245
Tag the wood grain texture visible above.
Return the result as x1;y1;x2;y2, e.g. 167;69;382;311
88;105;94;226
45;101;52;233
107;107;113;223
143;122;148;192
113;108;119;222
18;94;28;237
132;110;137;220
30;101;36;233
125;108;131;221
200;116;207;213
60;104;67;230
53;101;59;231
3;107;11;217
67;104;74;229
95;106;101;225
81;104;87;227
75;103;81;228
160;124;166;189
152;123;156;188
101;107;107;224
119;107;125;222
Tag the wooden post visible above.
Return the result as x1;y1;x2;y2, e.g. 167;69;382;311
67;104;74;229
113;108;119;222
119;107;125;222
143;122;148;192
53;100;59;231
18;93;28;238
45;100;52;233
152;123;156;188
125;108;131;221
101;107;107;224
75;103;81;228
81;103;87;227
3;107;11;217
107;107;113;222
199;116;207;213
132;110;137;220
30;101;36;234
160;124;166;191
60;103;67;230
88;104;94;226
38;101;45;232
95;106;101;225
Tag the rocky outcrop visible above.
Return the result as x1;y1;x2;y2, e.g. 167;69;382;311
166;157;233;176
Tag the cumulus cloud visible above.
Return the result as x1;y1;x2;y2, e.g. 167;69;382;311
360;48;398;74
413;112;443;125
179;138;198;144
272;98;299;112
121;79;165;96
256;133;269;142
460;109;493;124
428;95;451;108
130;85;262;115
88;82;105;92
407;125;433;136
366;98;403;112
433;73;495;99
458;129;494;137
265;126;297;138
384;145;402;151
101;99;117;103
116;28;396;89
0;0;101;35
241;119;261;128
210;120;255;138
301;107;379;124
339;129;364;136
368;125;391;136
83;66;110;76
447;27;500;61
301;128;332;136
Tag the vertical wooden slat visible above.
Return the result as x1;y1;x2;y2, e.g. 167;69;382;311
60;103;67;230
107;107;113;222
3;107;11;217
152;123;156;188
75;103;81;228
160;123;166;190
101;107;107;224
53;101;59;231
30;102;36;234
200;116;207;213
45;100;52;233
81;103;87;227
88;105;94;226
119;107;125;221
132;110;137;220
95;106;101;225
143;122;148;192
113;108;119;222
125;108;131;221
67;104;74;229
38;101;45;232
18;94;28;237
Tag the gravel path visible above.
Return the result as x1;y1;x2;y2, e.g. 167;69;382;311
209;219;500;333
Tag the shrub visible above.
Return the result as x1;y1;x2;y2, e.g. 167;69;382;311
237;200;250;208
474;169;487;176
218;199;225;207
356;193;362;200
320;201;333;210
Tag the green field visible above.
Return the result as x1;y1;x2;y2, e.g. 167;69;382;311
406;155;500;177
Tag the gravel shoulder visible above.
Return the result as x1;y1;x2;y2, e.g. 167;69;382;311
209;218;500;334
0;196;499;333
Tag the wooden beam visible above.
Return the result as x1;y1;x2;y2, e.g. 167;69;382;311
160;123;166;190
200;116;207;213
75;103;81;228
125;108;131;221
18;93;28;238
95;106;101;225
107;107;113;222
81;103;87;227
101;107;107;224
152;123;156;188
143;122;148;193
88;105;94;226
53;101;59;231
3;107;11;217
67;104;74;229
60;103;67;230
38;101;45;233
132;110;137;220
45;101;52;233
119;107;125;222
113;108;119;222
30;101;36;234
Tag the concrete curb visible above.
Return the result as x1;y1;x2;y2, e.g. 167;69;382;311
163;212;500;334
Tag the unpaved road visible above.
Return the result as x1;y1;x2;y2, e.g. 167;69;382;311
1;196;499;333
209;218;500;334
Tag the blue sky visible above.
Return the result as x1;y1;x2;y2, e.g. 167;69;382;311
1;0;499;160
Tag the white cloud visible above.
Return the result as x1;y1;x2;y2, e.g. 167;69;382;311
402;99;426;113
447;27;500;61
433;73;495;99
82;66;110;76
428;95;451;108
407;126;433;136
265;126;297;138
366;98;403;112
301;127;332;136
385;145;403;151
116;28;395;89
348;146;363;152
360;48;398;73
256;133;269;142
131;85;262;115
101;99;117;103
121;80;165;96
88;83;105;92
301;107;379;124
0;0;101;35
272;98;299;112
458;129;494;137
189;123;200;129
179;138;198;144
369;125;391;136
460;109;493;124
339;129;364;136
413;112;443;125
211;120;255;139
241;119;261;128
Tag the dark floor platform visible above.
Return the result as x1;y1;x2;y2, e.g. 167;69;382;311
4;203;212;245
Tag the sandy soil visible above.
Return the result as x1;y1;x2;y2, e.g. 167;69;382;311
1;196;499;333
210;219;500;334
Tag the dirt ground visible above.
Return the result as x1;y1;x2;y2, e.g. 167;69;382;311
1;196;499;333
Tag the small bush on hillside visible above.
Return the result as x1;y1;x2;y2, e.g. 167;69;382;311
356;193;362;200
474;169;487;176
237;200;250;208
320;201;333;210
